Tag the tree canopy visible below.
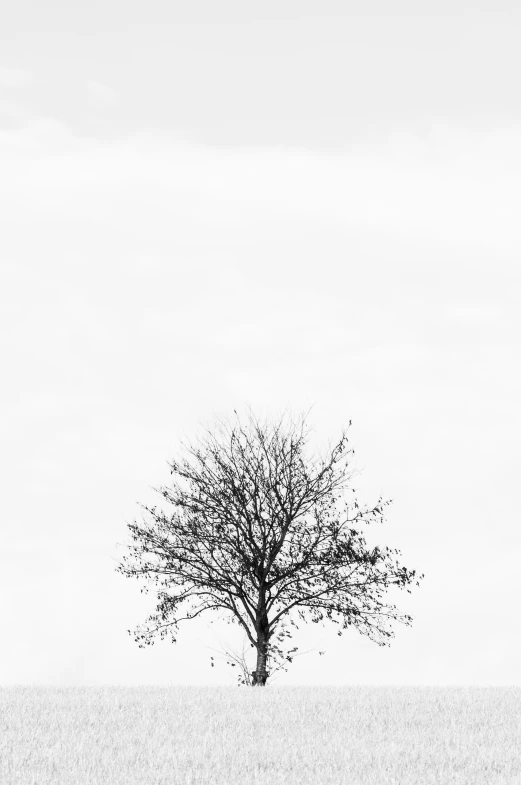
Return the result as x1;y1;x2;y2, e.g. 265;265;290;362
115;408;424;685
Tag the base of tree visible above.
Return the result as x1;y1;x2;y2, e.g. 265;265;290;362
251;670;268;686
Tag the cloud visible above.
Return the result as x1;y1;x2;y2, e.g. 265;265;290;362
86;79;119;104
0;66;31;88
1;120;520;263
0;96;31;121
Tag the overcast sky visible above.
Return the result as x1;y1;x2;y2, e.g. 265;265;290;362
1;1;520;688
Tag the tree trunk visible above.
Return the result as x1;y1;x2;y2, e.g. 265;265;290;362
252;590;270;686
251;635;269;686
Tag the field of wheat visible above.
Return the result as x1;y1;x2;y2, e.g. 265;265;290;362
1;685;519;784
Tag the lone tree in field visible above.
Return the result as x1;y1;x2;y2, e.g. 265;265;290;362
116;408;423;686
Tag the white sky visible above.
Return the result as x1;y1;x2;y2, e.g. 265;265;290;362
1;1;520;687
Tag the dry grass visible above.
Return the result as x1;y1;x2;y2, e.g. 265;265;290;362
1;685;520;784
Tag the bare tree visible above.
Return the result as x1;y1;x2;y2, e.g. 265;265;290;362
115;407;424;686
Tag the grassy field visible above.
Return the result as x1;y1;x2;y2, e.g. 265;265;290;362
1;685;520;784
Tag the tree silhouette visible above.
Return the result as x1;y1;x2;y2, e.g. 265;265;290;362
115;407;424;686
